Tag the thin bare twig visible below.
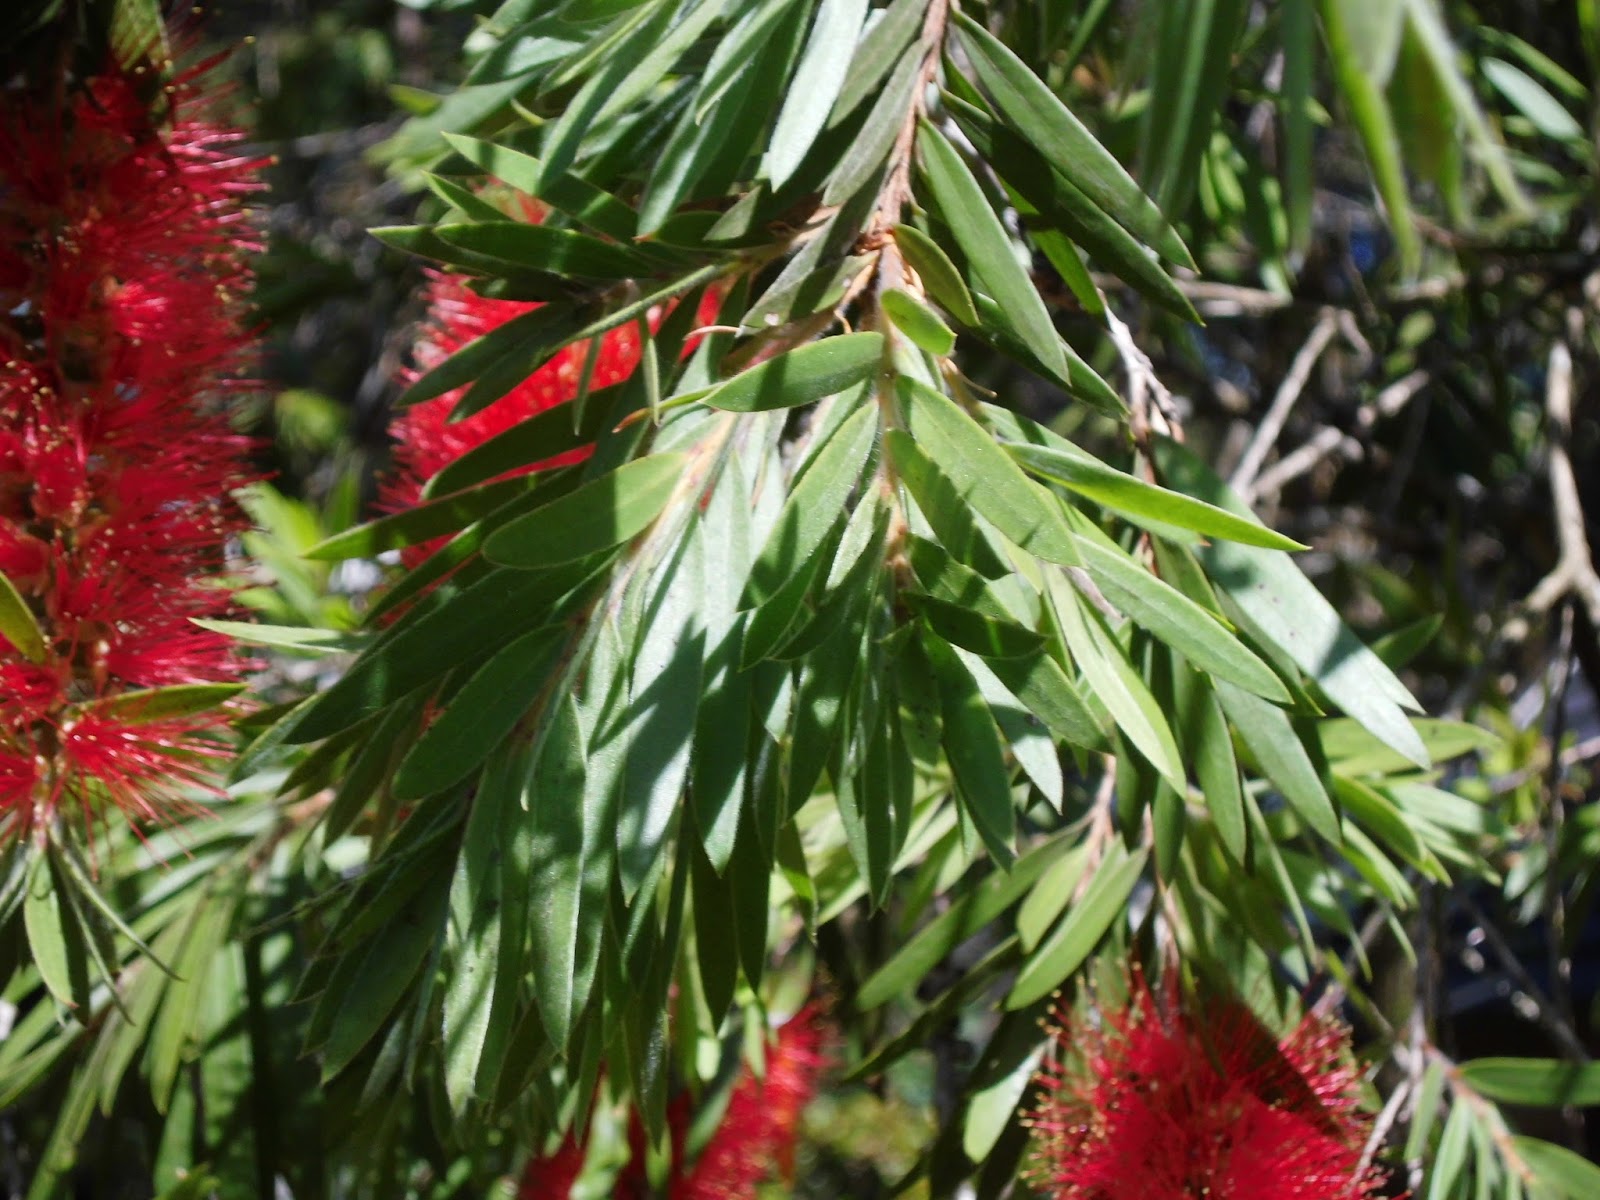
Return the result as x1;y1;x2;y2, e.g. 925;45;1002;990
1250;369;1430;497
1456;890;1589;1061
1230;308;1342;498
1104;307;1179;442
1521;340;1600;627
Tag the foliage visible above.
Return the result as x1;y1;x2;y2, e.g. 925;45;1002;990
2;0;1599;1198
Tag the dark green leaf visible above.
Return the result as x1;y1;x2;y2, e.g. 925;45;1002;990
946;95;1198;321
765;0;868;184
926;632;1016;867
954;11;1194;267
1150;436;1429;767
916;122;1071;383
742;398;877;606
306;474;539;560
77;683;245;723
1216;681;1341;843
441;133;638;242
484;453;686;567
896;377;1082;567
1004;437;1304;552
393;626;565;798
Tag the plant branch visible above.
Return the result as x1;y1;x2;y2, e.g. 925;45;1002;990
1229;308;1342;499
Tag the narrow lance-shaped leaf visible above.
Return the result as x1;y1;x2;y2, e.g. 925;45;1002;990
764;0;868;184
702;333;884;412
896;377;1083;568
915;121;1071;384
484;453;687;568
954;11;1194;267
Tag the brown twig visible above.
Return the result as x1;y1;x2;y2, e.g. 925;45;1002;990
1230;307;1342;499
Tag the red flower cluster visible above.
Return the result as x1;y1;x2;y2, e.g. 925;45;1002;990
519;1008;828;1199
382;269;643;565
0;54;263;842
1028;971;1385;1200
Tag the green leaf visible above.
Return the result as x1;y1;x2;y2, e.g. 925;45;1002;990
1461;1059;1600;1108
1068;523;1290;702
393;626;565;798
1174;666;1247;861
306;474;540;560
24;857;89;1015
1149;436;1429;768
907;593;1045;660
483;453;686;567
190;619;365;657
742;399;877;607
858;834;1078;1008
1483;58;1584;140
527;693;611;1045
985;651;1110;752
765;0;868;185
1513;1137;1600;1199
286;563;596;742
437;221;656;280
0;570;45;664
1005;438;1304;551
638;0;807;232
702;333;883;412
538;0;700;178
893;223;981;327
441;754;510;1112
1136;0;1250;218
896;377;1082;567
423;387;621;499
915;122;1070;384
441;133;638;242
1047;572;1186;790
963;1017;1046;1163
1008;844;1147;1008
926;632;1017;867
1318;0;1420;270
320;873;449;1081
397;303;574;408
821;43;921;206
1215;681;1341;843
882;287;957;356
1399;0;1533;216
614;522;706;898
830;0;922;117
953;11;1193;267
945;95;1198;322
77;683;245;723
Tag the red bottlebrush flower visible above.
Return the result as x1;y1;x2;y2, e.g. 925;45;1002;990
383;252;723;567
517;1008;829;1200
1028;971;1385;1200
676;1005;828;1200
0;49;263;844
381;269;642;560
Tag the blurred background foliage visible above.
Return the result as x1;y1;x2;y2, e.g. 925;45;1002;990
2;0;1598;1195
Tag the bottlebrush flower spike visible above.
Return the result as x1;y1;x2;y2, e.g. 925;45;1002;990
1027;970;1385;1200
382;268;641;567
0;49;263;845
384;252;722;567
517;1007;828;1199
